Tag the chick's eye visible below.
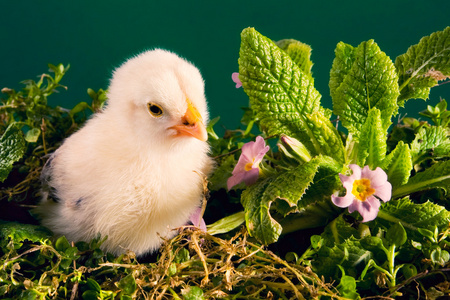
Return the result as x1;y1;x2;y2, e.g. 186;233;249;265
147;103;163;117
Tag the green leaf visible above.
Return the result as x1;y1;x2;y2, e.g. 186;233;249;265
241;155;341;244
393;160;450;198
86;278;101;293
0;123;27;182
385;223;407;247
208;155;235;191
0;221;52;251
357;108;386;168
55;236;71;252
381;141;412;188
329;42;355;100
207;211;245;235
182;286;204;300
238;28;344;162
337;274;360;300
395;26;450;103
305;112;345;163
70;101;91;116
118;274;137;296
330;40;399;137
376;198;450;240
82;290;100;300
313;237;373;279
24;127;41;143
321;215;362;246
410;126;450;164
19;290;42;300
431;248;450;266
276;39;313;76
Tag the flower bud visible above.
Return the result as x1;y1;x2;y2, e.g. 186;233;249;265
278;135;311;163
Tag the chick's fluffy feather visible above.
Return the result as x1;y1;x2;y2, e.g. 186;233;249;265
36;49;213;256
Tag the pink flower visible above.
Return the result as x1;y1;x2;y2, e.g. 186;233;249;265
331;164;392;222
227;136;270;190
189;207;207;232
232;72;242;88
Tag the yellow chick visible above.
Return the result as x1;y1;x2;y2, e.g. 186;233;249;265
36;49;213;256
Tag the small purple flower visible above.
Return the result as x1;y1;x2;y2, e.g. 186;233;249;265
189;207;207;232
232;72;242;88
331;164;392;222
227;136;270;190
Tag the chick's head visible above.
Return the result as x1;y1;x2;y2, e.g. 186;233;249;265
106;49;208;144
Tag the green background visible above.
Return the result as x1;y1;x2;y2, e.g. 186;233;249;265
1;1;449;131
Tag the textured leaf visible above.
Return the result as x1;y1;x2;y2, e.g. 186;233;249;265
381;141;412;188
0;123;27;182
241;155;340;244
357;108;386;168
377;198;450;241
329;42;355;101
313;237;373;279
276;39;313;76
239;28;344;162
411;126;450;164
321;214;362;246
330;40;399;137
118;274;137;296
385;223;407;247
395;26;450;103
393;160;450;198
304;112;345;163
0;221;52;251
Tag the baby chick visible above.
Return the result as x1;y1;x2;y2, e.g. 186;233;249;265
35;49;213;256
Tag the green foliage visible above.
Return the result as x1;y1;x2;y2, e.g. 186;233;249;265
276;39;313;76
238;27;345;163
381;141;412;188
1;26;450;299
0;64;107;208
395;26;450;104
357;108;386;168
241;155;341;244
393;160;450;198
419;98;450;127
0;124;26;182
330;40;400;137
410;126;450;165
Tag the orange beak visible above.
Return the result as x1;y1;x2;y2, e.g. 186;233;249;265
170;99;208;141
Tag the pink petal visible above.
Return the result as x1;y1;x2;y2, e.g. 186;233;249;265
374;181;392;202
331;194;354;208
363;167;388;187
349;164;362;179
227;172;245;190
347;199;363;214
339;173;355;191
189;207;207;232
242;136;268;160
232;154;252;174
366;196;381;211
359;197;381;222
360;166;392;202
253;146;270;166
242;168;260;186
232;72;242;88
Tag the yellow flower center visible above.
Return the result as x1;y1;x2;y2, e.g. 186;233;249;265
352;178;375;201
244;162;254;171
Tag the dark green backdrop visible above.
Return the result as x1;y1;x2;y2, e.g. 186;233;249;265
1;1;449;131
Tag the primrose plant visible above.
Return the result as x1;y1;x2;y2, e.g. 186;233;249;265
208;26;450;296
